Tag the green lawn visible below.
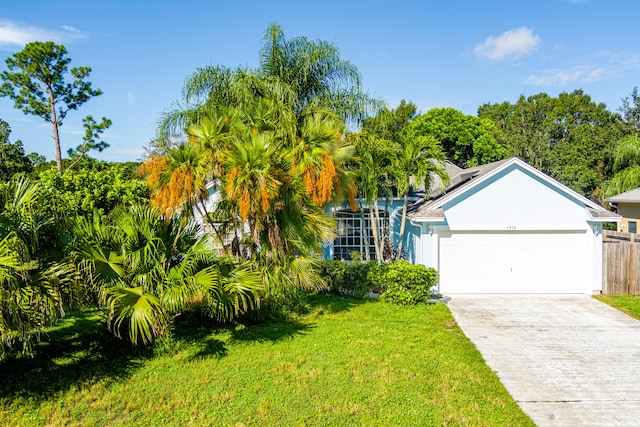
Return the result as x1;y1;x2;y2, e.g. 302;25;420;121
595;294;640;320
0;295;533;426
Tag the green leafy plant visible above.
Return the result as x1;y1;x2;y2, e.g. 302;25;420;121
369;260;439;305
0;177;71;356
67;205;262;344
318;260;374;298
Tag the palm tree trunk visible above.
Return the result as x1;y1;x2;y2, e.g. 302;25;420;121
360;205;370;261
374;198;385;260
396;192;408;261
369;199;381;261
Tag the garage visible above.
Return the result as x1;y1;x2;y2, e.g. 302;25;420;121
438;230;587;294
405;158;619;295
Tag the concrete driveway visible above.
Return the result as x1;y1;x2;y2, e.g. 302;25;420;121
446;295;640;427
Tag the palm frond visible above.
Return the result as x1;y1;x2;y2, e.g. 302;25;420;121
107;286;167;345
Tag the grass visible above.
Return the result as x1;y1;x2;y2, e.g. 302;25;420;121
595;294;640;319
0;295;534;426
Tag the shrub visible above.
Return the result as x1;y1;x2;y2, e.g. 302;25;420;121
369;261;439;305
318;260;374;298
239;287;311;323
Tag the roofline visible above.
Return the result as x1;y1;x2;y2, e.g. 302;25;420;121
604;197;640;203
589;217;622;222
411;217;446;223
429;157;603;211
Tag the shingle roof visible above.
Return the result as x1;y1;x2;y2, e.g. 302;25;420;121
586;207;621;220
604;187;640;204
426;161;463;195
408;157;618;222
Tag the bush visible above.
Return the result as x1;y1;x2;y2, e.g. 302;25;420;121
318;260;374;298
369;261;439;305
239;287;311;324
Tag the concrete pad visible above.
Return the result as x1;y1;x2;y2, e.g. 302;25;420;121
446;295;640;427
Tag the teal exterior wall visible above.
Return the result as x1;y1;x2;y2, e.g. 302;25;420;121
324;198;421;262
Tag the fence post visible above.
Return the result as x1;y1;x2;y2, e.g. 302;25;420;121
630;235;634;294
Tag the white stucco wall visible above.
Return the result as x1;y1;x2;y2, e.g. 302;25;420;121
442;168;592;230
416;165;606;294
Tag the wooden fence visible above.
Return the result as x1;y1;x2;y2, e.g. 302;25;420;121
603;230;640;295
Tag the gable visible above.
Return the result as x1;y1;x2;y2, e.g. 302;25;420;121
442;165;592;230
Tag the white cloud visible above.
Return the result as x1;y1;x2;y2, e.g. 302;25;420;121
127;91;136;105
0;19;85;50
524;66;611;86
61;25;80;34
474;27;541;60
0;19;56;47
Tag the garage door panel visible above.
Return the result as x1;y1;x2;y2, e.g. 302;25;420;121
439;231;586;294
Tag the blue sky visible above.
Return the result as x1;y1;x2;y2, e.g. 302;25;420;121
1;0;638;162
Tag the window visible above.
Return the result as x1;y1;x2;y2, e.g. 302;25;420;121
629;221;637;234
333;209;388;260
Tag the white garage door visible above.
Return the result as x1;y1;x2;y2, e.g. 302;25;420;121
438;231;587;294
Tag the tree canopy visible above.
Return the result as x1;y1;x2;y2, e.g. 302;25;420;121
0;41;105;173
410;107;506;169
478;90;624;200
0;119;33;181
158;23;381;141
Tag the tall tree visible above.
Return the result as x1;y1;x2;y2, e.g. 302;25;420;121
479;90;623;200
362;101;449;261
259;23;376;121
410;107;506;168
353;133;394;261
620;87;640;133
393;133;447;260
0;41;104;173
150;25;368;300
158;23;381;139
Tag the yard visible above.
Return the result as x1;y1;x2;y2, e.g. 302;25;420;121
595;294;640;320
0;295;533;426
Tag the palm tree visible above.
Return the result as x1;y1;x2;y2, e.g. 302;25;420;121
393;134;448;260
223;132;283;249
68;205;262;345
259;23;378;121
147;24;375;301
157;23;381;140
0;178;69;355
604;134;640;199
138;142;208;218
354;134;395;261
159;69;297;142
289;110;356;208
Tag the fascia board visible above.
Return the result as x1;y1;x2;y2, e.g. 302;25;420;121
411;217;446;223
430;158;603;212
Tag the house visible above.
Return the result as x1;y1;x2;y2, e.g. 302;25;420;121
327;157;620;295
604;187;640;233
